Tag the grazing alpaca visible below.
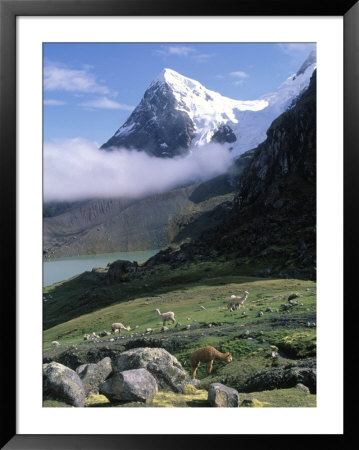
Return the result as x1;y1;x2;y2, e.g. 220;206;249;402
155;309;175;326
189;345;232;379
227;291;249;311
111;322;131;333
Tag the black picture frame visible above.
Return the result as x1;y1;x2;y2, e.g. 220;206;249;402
1;0;357;448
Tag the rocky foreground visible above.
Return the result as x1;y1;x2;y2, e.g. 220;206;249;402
43;320;316;408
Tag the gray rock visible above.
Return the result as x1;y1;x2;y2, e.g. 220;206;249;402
295;383;310;393
112;347;199;392
99;331;111;337
99;368;157;404
244;360;316;393
76;357;112;396
208;383;239;407
288;293;300;301
106;260;138;284
43;362;85;407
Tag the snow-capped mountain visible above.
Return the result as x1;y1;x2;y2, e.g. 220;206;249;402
101;50;316;157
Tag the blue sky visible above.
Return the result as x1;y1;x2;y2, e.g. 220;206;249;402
43;42;315;144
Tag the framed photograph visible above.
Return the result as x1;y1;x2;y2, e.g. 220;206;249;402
1;0;357;448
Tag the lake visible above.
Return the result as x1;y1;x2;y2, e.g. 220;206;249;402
43;249;160;287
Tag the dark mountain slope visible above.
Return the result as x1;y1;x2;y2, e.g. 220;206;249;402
147;71;317;280
100;79;195;157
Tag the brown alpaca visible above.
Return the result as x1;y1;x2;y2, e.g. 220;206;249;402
189;345;232;379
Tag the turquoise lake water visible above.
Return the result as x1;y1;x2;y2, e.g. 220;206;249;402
43;249;160;287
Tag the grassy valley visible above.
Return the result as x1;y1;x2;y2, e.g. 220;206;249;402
43;260;316;407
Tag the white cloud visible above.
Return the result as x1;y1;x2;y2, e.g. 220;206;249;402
155;46;214;62
167;46;195;56
230;70;249;79
44;63;111;95
79;97;134;110
44;138;232;202
44;99;66;106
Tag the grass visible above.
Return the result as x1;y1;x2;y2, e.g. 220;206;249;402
239;388;316;407
263;329;316;358
43;274;316;351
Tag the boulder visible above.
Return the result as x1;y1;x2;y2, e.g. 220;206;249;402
43;362;85;407
76;357;112;396
112;347;199;392
43;343;126;370
295;383;310;394
208;383;239;407
106;260;138;284
244;360;316;393
99;368;157;404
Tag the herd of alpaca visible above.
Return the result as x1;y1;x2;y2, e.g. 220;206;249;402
78;292;248;379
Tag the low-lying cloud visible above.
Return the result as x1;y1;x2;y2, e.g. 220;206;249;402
44;138;232;202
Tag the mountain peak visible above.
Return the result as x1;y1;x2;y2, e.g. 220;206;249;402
151;68;200;90
101;58;315;157
154;67;180;82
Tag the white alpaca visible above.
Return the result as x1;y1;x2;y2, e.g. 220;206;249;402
111;322;131;333
155;309;175;326
227;291;249;311
51;341;60;346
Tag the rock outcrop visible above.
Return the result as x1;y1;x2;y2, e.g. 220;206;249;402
243;359;316;394
76;357;112;396
208;383;239;407
106;260;139;284
111;347;200;392
43;361;85;407
99;368;158;404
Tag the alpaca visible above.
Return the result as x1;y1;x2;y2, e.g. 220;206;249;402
227;291;249;311
111;322;131;333
189;345;232;379
155;309;175;326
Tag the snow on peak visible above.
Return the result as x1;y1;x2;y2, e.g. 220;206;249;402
152;67;183;85
108;52;316;157
151;67;268;147
225;53;316;156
